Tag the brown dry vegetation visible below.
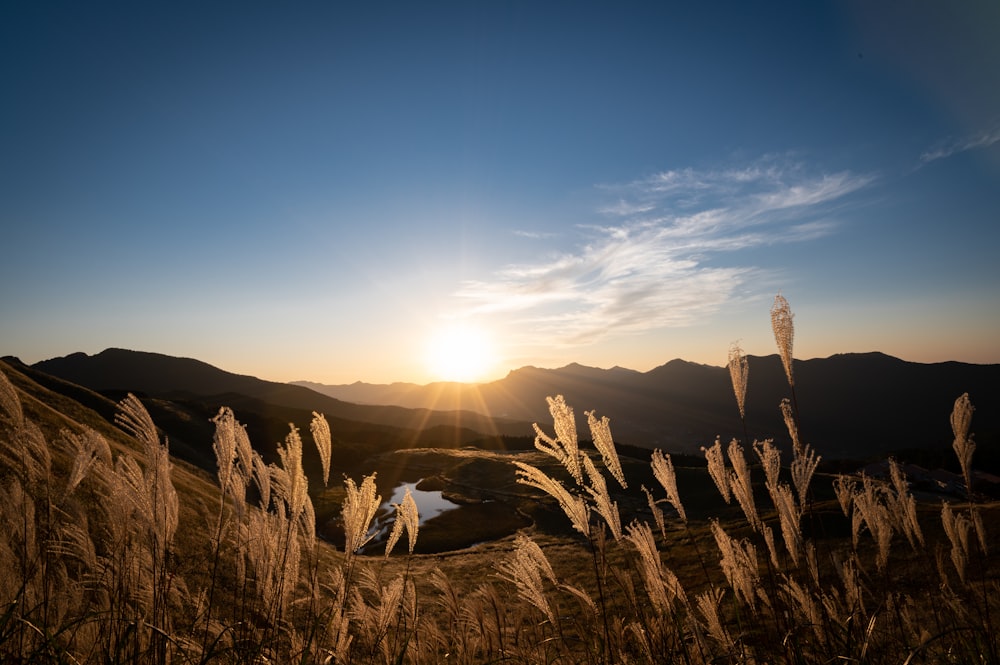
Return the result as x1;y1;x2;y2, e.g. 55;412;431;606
2;298;998;664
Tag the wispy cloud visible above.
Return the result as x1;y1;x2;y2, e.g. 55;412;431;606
457;157;872;347
513;229;558;240
920;125;1000;164
598;200;656;216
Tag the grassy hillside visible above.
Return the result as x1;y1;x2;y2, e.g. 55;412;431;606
3;346;999;663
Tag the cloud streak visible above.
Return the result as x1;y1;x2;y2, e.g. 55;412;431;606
920;125;1000;164
513;229;559;240
457;158;872;347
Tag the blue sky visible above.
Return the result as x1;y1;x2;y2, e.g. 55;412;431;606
2;1;998;384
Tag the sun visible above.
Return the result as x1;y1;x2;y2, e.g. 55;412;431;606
424;324;497;383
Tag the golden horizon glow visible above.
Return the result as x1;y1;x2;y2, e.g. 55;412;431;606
424;323;498;383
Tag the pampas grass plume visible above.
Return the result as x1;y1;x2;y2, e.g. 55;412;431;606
515;461;591;536
950;393;975;494
582;453;623;541
342;473;381;554
586;409;626;488
496;535;557;626
727;438;761;531
728;341;749;420
310;411;332;487
63;428;111;496
771;294;795;387
385;486;419;557
702;437;731;504
790;443;820;507
533;395;583;485
781;398;802;457
651;449;686;522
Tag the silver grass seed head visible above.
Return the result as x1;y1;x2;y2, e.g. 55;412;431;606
754;439;781;493
888;458;907;497
115;393;161;459
402;486;419;554
833;475;855;517
780;398;802;457
702;437;731;503
583;454;622;541
641;485;667;538
790;444;820;507
854;480;893;571
252;452;271;509
534;395;583;485
496;535;558;626
710;519;758;610
771;293;795;387
64;428;111;495
278;425;310;521
728;341;749;419
299;492;317;548
696;587;732;649
951;393;974;443
727;439;761;531
514;460;590;535
342;473;381;554
546;395;577;452
233;420;253;479
518;535;557;585
763;525;780;570
212;407;238;496
651;449;686;522
625;520;675;614
950;393;976;492
385;487;419;557
941;502;970;583
150;446;179;550
310;411;332;487
774;483;802;565
0;418;51;488
586;409;627;488
114;395;178;549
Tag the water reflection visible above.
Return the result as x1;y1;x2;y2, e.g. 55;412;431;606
381;481;458;525
350;478;531;554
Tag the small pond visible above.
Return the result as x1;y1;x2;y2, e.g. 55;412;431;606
379;481;458;525
354;479;531;554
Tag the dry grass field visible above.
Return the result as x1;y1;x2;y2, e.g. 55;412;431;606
2;298;997;664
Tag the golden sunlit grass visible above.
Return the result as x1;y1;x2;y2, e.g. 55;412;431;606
1;295;998;664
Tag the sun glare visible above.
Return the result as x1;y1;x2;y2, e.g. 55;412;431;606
425;324;497;383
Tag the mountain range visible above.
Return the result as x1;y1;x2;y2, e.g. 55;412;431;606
296;353;1000;461
22;348;1000;465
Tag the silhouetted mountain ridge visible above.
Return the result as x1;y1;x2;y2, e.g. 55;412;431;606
33;349;532;440
28;348;1000;463
296;351;1000;462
